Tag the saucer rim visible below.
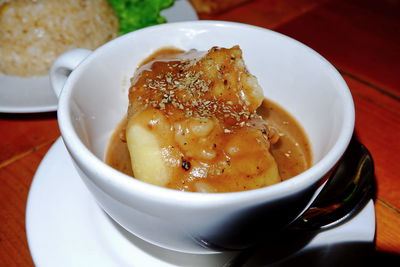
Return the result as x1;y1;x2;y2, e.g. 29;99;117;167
25;138;376;266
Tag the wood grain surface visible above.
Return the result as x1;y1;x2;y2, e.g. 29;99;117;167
0;0;399;265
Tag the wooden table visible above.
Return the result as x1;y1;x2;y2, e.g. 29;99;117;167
0;0;399;265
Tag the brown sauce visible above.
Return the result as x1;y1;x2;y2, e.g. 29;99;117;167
106;99;312;183
105;47;312;192
258;100;312;180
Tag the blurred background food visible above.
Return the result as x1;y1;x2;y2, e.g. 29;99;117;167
0;0;174;77
188;0;252;14
0;0;118;77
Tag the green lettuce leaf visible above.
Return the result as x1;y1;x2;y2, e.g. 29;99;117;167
108;0;174;34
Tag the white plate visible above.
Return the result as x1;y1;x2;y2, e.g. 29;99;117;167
0;0;198;114
26;138;375;267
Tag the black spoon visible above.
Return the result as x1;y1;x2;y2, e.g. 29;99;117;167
223;138;375;267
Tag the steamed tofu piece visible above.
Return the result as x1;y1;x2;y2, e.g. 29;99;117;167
126;46;281;192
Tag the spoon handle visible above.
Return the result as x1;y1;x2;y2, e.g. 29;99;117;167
291;138;375;231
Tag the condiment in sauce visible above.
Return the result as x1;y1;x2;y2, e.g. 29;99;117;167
106;99;311;181
105;46;312;192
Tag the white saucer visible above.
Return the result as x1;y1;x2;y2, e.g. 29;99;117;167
0;0;197;114
26;138;375;267
0;74;58;113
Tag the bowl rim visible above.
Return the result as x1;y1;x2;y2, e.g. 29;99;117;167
57;20;355;207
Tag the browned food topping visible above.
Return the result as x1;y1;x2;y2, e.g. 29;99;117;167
128;46;264;131
126;46;283;192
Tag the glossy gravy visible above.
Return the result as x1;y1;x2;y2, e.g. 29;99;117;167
106;99;311;182
105;47;312;192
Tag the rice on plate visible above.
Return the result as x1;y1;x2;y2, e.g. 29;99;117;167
0;0;119;77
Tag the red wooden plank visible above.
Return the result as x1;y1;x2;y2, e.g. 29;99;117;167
0;113;59;165
276;0;400;97
344;74;400;210
199;0;331;29
0;143;52;267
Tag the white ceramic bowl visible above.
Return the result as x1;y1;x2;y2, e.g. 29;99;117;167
51;21;354;254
